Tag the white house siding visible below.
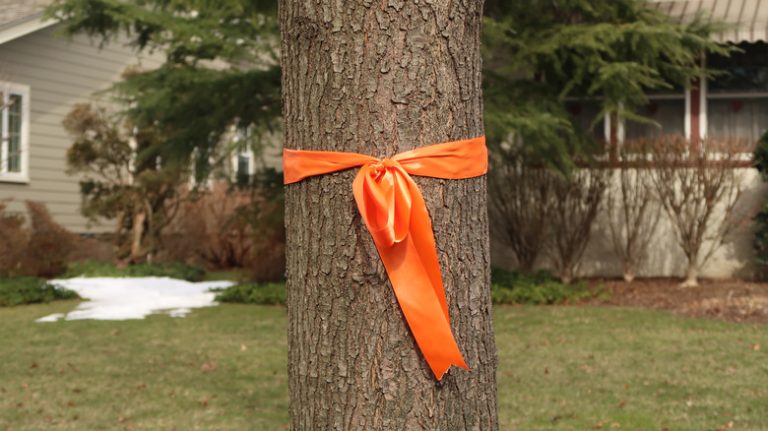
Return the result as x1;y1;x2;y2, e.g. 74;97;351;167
491;167;768;279
0;23;163;233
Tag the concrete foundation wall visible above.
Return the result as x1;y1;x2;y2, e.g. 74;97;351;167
491;167;768;279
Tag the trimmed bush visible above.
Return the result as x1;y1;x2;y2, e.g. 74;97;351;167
213;283;286;305
210;271;603;307
63;260;206;282
491;268;601;305
0;201;78;278
0;277;79;307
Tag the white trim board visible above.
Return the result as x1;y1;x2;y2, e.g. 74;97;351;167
0;15;57;46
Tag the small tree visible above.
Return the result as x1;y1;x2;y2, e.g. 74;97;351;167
63;103;188;263
650;135;746;287
548;168;609;284
488;152;556;271
605;143;662;282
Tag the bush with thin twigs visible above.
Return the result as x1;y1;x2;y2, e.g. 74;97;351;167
162;170;285;282
649;135;747;287
488;153;556;271
605;143;662;283
547;167;609;284
0;201;78;278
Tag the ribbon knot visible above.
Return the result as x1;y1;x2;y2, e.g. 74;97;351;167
283;136;487;380
358;159;412;247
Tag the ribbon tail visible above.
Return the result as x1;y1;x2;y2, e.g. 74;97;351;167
379;237;469;380
353;170;468;380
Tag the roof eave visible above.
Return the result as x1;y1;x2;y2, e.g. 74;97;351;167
0;13;57;46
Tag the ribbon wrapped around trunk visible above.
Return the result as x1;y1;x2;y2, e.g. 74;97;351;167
283;136;487;380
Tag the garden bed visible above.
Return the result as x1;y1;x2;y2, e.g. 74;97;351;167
588;278;768;324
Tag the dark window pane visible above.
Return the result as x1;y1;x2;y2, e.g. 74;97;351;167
625;99;685;140
236;153;250;184
7;94;21;173
566;100;605;142
707;98;768;143
708;42;768;93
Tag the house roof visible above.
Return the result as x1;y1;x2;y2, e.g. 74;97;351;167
650;0;768;43
0;0;55;45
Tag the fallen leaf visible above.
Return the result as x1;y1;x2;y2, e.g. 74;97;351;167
752;343;761;352
717;421;734;431
200;360;218;373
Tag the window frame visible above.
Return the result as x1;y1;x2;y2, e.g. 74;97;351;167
0;81;30;183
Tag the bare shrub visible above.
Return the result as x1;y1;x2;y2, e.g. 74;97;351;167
488;154;556;271
548;168;609;284
649;136;747;287
0;200;81;277
605;143;662;282
162;174;285;282
163;182;253;268
24;201;77;277
0;201;28;276
68;235;115;263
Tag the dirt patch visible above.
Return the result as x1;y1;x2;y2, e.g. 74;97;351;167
586;278;768;324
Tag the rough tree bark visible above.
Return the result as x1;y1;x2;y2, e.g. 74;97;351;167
280;0;498;430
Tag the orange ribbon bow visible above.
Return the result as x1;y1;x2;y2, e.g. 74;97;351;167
283;135;487;380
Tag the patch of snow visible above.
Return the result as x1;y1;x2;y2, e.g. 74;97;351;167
36;313;65;322
36;277;234;323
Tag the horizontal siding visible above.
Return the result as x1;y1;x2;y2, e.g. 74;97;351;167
0;23;163;233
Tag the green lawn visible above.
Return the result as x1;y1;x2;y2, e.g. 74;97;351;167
1;303;766;430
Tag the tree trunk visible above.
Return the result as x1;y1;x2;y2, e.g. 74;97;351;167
682;262;699;287
130;211;146;263
280;1;498;430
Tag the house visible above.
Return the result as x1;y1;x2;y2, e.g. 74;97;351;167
567;0;768;147
0;0;163;233
494;0;768;279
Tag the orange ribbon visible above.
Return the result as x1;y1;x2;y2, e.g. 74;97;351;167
283;136;487;380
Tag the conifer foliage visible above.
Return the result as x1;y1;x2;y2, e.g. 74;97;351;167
482;0;726;169
46;0;281;175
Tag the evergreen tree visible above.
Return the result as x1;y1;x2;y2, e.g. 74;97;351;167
45;0;281;179
482;0;728;170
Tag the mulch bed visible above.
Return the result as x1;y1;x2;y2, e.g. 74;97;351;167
585;278;768;324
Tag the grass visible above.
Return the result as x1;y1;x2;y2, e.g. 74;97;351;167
0;277;78;307
1;303;767;430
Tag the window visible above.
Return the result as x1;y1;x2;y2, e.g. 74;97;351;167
231;125;257;185
236;152;252;184
566;100;607;143
707;42;768;143
0;82;30;182
624;96;686;140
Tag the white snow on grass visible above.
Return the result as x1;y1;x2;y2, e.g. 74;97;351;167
36;277;234;322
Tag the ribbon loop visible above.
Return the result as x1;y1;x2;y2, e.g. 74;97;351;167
283;136;487;380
